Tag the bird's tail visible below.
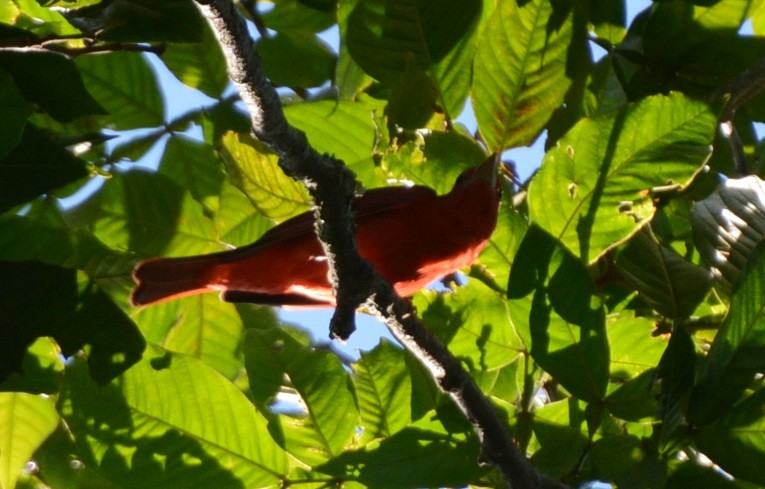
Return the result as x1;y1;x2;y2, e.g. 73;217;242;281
131;255;221;306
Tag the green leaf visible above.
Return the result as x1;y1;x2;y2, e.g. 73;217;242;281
689;244;765;426
383;131;487;194
283;96;386;171
643;0;761;65
8;0;78;36
0;49;105;123
63;0;205;42
336;0;373;100
530;399;589;479
67;170;222;257
0;261;145;384
385;66;438;130
616;226;712;318
0;70;33;158
605;368;658;422
416;281;525;373
354;340;412;443
61;348;289;487
0;392;59;489
508;225;609;402
587;0;627;44
665;460;752;489
475;203;528;293
220;132;311;222
695;387;765;486
255;32;336;88
315;427;482;488
0;208;135;279
158;135;226;216
607;314;667;380
347;0;481;118
244;326;359;465
655;327;695;443
213;183;273;248
0;338;64;395
262;0;336;33
0;124;89;213
75;52;165;129
472;0;585;151
161;23;229;98
133;296;245;380
528;92;716;264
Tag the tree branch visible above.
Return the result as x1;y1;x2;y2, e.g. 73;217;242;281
193;1;566;487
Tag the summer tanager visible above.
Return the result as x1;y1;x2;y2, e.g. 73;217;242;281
131;157;500;307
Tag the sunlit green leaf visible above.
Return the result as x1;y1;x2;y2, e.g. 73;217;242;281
354;340;412;443
416;281;524;373
472;0;586;151
529;92;716;264
132;295;245;380
0;392;59;489
221;132;311;222
159;135;226;216
66;170;221;257
61;348;289;488
283;96;386;173
530;399;589;479
244;326;359;465
347;0;481;119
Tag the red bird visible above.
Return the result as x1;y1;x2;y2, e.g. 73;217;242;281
131;157;500;308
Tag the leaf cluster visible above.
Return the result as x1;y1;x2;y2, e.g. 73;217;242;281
2;0;765;488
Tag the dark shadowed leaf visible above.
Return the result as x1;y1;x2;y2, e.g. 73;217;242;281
695;387;765;486
616;226;712;318
75;52;165;129
689;244;765;426
0;124;89;213
63;0;205;42
0;49;105;123
655;327;695;443
315;427;482;488
0;261;144;384
256;33;336;88
508;225;609;402
161;23;229;98
347;0;480;118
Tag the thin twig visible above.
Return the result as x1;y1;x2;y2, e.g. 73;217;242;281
193;1;566;487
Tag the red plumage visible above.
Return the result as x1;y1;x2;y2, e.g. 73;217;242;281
131;158;500;308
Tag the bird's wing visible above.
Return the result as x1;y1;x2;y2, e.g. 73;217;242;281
224;185;438;260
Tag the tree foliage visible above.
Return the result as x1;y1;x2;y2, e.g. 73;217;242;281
2;0;765;488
